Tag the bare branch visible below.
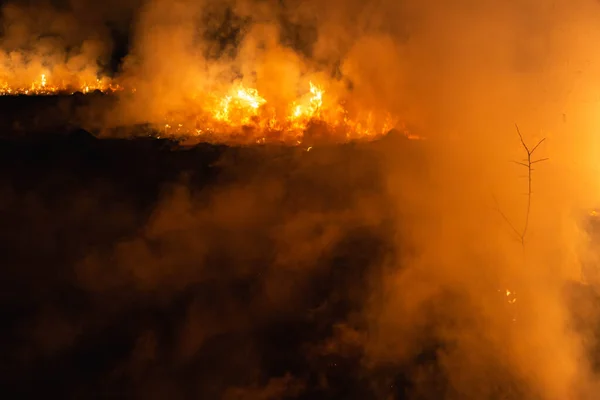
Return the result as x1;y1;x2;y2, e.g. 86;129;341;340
531;158;549;164
492;194;523;243
496;125;548;249
530;138;546;154
515;124;529;153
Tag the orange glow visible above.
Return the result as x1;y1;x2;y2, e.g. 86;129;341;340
0;73;416;143
0;74;123;95
159;80;408;143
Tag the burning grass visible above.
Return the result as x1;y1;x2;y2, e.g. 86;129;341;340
155;80;408;144
0;72;419;144
0;73;122;95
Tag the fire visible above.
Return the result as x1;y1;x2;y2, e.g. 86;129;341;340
288;81;324;129
160;80;406;143
0;73;123;95
213;84;267;125
0;72;417;143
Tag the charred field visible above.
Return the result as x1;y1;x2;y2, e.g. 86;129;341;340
1;94;600;399
0;94;416;398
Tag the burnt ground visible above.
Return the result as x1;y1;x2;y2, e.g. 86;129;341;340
0;95;599;399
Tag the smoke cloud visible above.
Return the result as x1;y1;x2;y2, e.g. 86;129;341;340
0;0;112;87
4;0;600;398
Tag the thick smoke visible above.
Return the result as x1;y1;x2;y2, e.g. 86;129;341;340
100;0;413;131
5;0;600;398
0;0;115;87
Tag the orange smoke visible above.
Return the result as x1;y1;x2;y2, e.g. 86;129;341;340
0;0;414;144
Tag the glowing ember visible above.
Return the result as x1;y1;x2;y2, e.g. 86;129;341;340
505;289;517;304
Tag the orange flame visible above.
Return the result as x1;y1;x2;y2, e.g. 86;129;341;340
0;73;123;95
160;80;406;143
0;73;418;143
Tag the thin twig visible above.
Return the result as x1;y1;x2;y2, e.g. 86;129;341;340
517;125;548;245
530;138;545;154
495;124;548;249
492;194;523;242
531;158;549;164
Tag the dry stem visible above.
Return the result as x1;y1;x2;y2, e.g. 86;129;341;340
494;124;548;249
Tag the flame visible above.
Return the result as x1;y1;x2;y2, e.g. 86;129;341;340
213;84;267;126
288;81;324;129
0;73;123;95
0;73;419;143
160;80;408;143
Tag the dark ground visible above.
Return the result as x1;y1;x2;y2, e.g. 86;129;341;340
0;95;599;399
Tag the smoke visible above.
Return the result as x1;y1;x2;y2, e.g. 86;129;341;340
1;142;396;396
0;0;110;87
99;0;413;131
354;1;600;398
4;0;600;398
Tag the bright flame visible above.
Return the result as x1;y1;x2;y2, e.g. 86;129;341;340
213;84;267;126
0;73;418;143
159;79;407;144
0;73;123;96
